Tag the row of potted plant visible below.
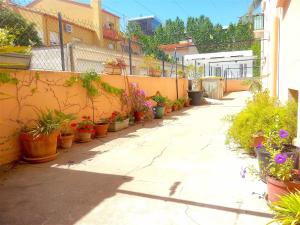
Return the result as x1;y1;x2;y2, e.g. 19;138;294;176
19;91;192;164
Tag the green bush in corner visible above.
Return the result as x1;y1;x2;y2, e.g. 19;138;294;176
226;90;297;154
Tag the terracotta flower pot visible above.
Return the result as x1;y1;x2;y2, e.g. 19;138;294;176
267;176;300;202
172;105;178;111
252;133;265;149
60;134;74;149
104;64;122;75
20;131;59;163
77;132;92;143
94;123;109;138
164;106;172;115
134;111;145;122
184;100;191;107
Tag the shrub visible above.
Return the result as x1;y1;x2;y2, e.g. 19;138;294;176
226;91;297;154
0;4;42;46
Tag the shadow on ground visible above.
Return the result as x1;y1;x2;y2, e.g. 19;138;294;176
0;167;133;225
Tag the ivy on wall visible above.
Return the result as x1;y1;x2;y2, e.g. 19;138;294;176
0;71;126;156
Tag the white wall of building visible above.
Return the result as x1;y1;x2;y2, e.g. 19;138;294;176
261;0;300;102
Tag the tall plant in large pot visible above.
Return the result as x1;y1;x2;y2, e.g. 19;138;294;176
20;109;64;163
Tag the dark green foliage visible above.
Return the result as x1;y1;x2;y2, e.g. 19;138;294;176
0;4;42;46
126;15;255;61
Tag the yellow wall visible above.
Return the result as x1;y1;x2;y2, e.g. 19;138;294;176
0;70;188;165
44;16;96;46
29;0;93;23
27;0;120;48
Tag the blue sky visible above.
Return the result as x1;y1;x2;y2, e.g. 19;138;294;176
95;0;253;30
17;0;254;30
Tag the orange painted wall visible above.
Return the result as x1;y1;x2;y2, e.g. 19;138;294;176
224;80;250;93
0;70;187;165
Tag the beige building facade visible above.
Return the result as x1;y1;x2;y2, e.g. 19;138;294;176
258;0;300;145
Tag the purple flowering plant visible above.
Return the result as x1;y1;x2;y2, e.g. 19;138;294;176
263;129;294;181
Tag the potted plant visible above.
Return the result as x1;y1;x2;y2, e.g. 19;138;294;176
267;190;300;225
0;29;32;69
57;112;76;149
172;100;179;111
129;113;135;126
152;95;166;119
184;95;192;107
75;116;95;142
177;69;186;78
177;98;185;110
94;118;110;138
103;58;126;75
20;109;63;163
256;129;299;182
259;129;300;202
149;65;161;77
108;111;129;132
129;83;151;122
164;98;173;115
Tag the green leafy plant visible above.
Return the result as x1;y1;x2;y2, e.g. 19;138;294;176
152;95;167;107
26;109;64;138
226;91;297;154
0;72;18;84
178;98;185;107
267;191;300;225
165;98;173;107
55;111;76;135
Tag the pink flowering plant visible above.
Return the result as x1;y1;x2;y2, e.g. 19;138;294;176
129;83;151;112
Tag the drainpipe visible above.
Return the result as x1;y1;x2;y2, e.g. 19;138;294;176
270;16;280;97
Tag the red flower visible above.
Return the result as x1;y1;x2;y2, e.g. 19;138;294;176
70;123;77;128
87;125;93;129
82;116;86;119
87;116;91;120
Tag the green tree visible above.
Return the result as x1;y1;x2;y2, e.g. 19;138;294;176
0;3;41;46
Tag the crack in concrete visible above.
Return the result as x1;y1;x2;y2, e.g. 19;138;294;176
185;205;202;225
125;141;171;175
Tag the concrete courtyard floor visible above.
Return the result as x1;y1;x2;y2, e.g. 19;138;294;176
0;91;272;225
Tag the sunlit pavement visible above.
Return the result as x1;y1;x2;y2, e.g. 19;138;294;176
0;91;271;225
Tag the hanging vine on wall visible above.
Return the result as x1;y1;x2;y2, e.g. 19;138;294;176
0;72;19;85
65;71;124;97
